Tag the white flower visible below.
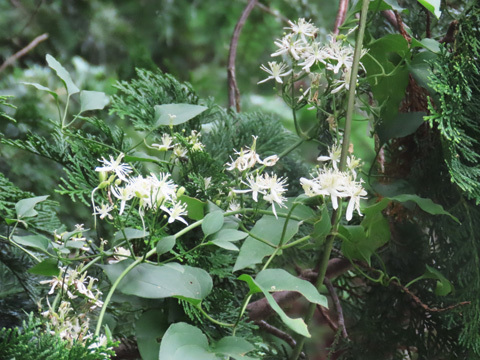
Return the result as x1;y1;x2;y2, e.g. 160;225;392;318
234;173;288;219
109;246;132;264
258;62;292;84
172;144;187;159
111;185;134;215
152;133;174;151
271;34;303;60
317;144;342;170
285;18;318;42
93;203;114;220
226;137;262;172
343;178;367;221
299;41;327;72
189;130;205;152
161;201;188;225
95;153;132;182
234;174;265;202
262;155;280;167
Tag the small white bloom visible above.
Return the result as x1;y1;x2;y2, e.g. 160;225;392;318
93;203;114;220
161;201;188;225
152;133;174;151
299;41;327;72
271;34;303;60
258;62;292;84
317;144;342;170
111;185;134;215
95;153;132;182
343;178;367;221
262;155;280;167
285;18;318;42
189;130;205;152
172;144;187;159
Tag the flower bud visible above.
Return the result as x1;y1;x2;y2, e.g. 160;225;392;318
98;171;108;183
114;179;122;186
176;186;186;198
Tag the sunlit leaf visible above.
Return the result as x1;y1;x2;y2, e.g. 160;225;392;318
46;54;79;95
15;195;49;219
80;90;109;113
154;103;207;127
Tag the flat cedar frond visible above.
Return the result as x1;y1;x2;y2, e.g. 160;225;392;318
426;3;480;203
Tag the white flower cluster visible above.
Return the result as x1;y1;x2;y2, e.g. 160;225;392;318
41;300;91;345
151;130;204;154
227;136;286;218
93;153;188;225
226;136;279;172
234;173;288;218
39;266;103;309
258;18;368;100
300;145;366;221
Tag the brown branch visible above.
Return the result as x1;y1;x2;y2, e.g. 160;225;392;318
394;11;411;42
324;278;348;339
255;320;306;358
333;0;349;36
440;20;458;44
0;33;48;73
382;10;398;30
255;2;289;24
392;281;471;313
317;304;338;332
227;0;258;112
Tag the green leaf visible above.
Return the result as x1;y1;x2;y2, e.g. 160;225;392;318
214;337;257;360
80;90;109;113
390;194;460;223
340;225;370;265
28;258;60;276
178;195;205;220
256;269;328;307
209;229;248;252
377;112;426;143
411;38;441;54
202;211;224;236
46;54;79;95
12;235;50;252
154;103;207;127
422;265;453;296
15;195;49;219
239;274;311;337
159;323;218;360
417;0;441;18
135;309;168;360
156;236;176;256
312;206;332;241
101;260;212;305
21;82;58;101
114;228;149;243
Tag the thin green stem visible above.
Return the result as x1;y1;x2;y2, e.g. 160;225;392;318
196;305;234;327
61;94;70;129
290;1;370;358
281;235;311;249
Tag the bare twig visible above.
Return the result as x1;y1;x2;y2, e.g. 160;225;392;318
317;304;338;332
255;2;289;24
382;10;398;30
440;20;458;44
333;0;349;36
227;0;258;112
392;280;471;313
0;33;48;73
255;320;306;358
324;278;348;339
394;11;411;42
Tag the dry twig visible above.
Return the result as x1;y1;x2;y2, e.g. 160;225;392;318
227;0;258;112
324;278;348;339
333;0;349;36
0;33;49;73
